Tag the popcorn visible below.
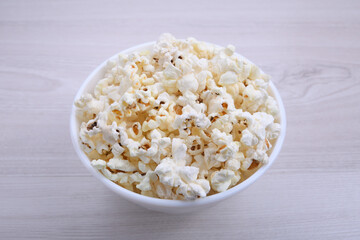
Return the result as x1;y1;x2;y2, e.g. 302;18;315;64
155;158;210;200
163;63;182;80
208;114;233;134
249;112;274;140
128;122;142;140
138;161;151;173
211;129;233;146
263;96;280;119
94;77;111;97
154;138;210;199
196;70;211;92
125;139;141;157
211;169;237;192
224;45;235;56
225;153;243;171
75;33;281;200
218;71;238;86
155;92;171;108
267;123;281;140
75;94;107;121
248;64;261;80
211;129;240;162
91;159;106;169
107;157;137;172
155;182;177;199
101;168;128;182
176;177;210;200
254;78;269;90
185;136;204;155
241;129;258;146
142;117;160;132
79;123;96;153
177;73;199;94
135;139;157;164
245;147;269;165
112;143;125;157
242;84;267;113
192;153;220;178
173;105;211;132
137;171;157;192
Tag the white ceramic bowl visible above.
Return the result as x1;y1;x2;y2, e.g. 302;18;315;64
70;42;286;214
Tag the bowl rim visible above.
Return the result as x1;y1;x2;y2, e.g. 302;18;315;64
70;41;287;208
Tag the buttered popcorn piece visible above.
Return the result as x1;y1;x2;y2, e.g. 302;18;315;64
75;33;281;200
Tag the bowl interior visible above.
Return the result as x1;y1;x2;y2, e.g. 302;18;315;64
70;42;286;208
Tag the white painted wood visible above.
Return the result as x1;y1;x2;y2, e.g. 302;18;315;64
0;0;359;239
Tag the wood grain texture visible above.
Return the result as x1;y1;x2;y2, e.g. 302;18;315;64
0;0;359;239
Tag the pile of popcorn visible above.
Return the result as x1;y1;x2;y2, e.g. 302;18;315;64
75;34;281;200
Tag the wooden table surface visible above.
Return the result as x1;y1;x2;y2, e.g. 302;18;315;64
1;0;359;239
